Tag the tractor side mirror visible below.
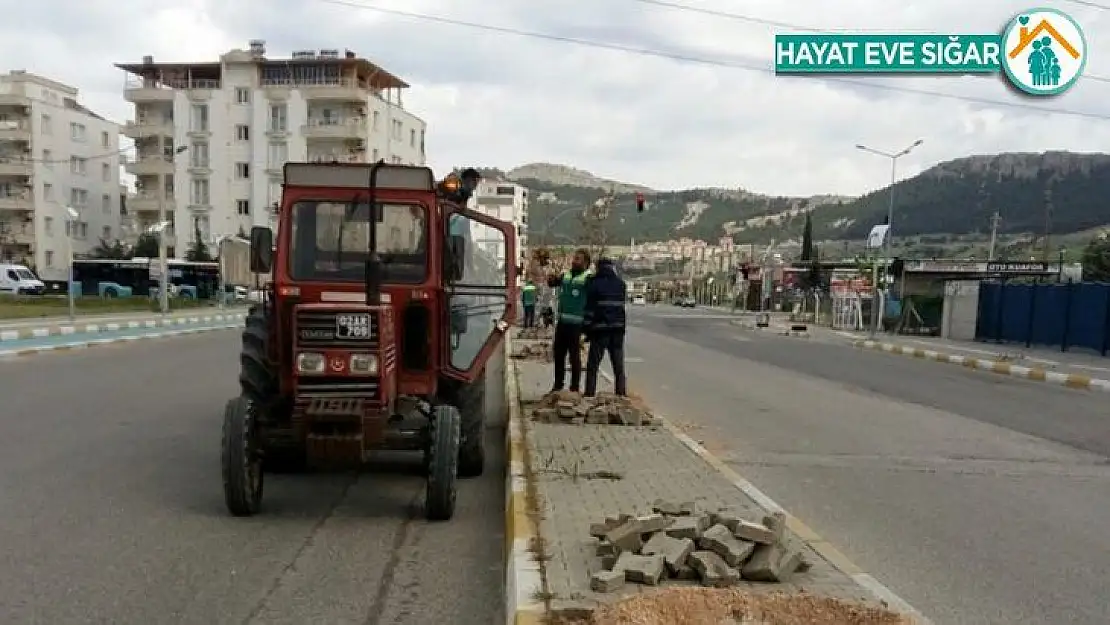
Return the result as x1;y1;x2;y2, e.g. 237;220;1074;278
249;226;273;274
446;234;466;282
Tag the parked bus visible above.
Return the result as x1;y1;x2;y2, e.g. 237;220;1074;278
68;258;219;299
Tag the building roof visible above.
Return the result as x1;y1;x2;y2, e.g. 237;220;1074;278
115;56;409;90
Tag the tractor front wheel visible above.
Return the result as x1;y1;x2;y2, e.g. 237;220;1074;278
221;395;264;517
425;404;460;521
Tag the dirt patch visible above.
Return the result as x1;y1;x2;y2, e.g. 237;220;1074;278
550;587;913;625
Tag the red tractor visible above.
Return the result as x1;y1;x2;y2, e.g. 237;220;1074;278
222;162;516;521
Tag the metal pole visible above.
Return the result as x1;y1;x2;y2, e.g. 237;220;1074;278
66;230;75;322
886;155;897;258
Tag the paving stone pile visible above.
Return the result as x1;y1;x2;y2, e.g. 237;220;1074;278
511;341;553;361
532;391;657;426
587;501;810;593
517;327;554;340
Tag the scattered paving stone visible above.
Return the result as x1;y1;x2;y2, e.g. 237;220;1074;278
688;550;740;587
742;543;804;583
587;506;808;591
699;524;756;567
590;569;625;593
535;392;656;427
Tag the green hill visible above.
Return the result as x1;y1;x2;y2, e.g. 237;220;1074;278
486;152;1110;250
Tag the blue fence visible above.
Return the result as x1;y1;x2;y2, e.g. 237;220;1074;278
976;281;1110;356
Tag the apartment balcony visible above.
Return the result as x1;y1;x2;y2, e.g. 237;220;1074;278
125;156;174;176
298;78;366;103
128;192;174;214
0;192;32;211
123;83;175;103
0;93;31;107
0;120;31;142
301;118;367;140
0;222;35;246
123;119;174;140
0;156;32;176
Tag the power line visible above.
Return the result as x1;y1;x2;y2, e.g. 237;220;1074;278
318;0;1110;120
628;0;1110;84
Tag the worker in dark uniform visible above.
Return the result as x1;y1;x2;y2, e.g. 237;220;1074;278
546;249;591;393
582;257;628;397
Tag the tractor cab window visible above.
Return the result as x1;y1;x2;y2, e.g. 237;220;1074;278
447;212;508;371
289;200;427;283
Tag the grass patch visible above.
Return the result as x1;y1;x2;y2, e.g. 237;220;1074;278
0;295;211;320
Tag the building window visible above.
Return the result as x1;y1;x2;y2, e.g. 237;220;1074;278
43;183;52;201
69;188;88;207
419;130;425;154
40;114;51;135
390;155;402;164
42;149;52;169
190;142;210;168
70;122;86;142
235;125;250;141
236;163;250;179
410;129;416;147
267;142;287;169
102;194;111;214
190;104;209;132
269;105;287;132
44;216;53;236
101;131;110;148
372;110;380;130
45;251;54;267
391;119;402;140
70;157;87;175
236;200;251;216
235;88;251;104
372;148;379;162
101;162;111;181
190;178;210;205
102;226;111;240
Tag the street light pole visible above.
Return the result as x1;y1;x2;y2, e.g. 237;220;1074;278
855;139;923;335
64;206;79;322
156;145;190;315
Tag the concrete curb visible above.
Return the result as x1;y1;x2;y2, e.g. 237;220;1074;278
504;337;546;625
0;313;246;360
0;311;248;342
852;339;1110;394
599;369;932;625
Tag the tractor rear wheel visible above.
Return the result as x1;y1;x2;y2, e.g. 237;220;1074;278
454;372;487;478
240;305;305;472
425;404;460;521
222;395;263;516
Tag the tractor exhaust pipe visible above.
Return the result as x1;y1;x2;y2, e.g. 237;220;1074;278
365;160;384;306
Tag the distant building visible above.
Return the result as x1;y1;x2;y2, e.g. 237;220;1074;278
468;179;529;275
0;70;122;279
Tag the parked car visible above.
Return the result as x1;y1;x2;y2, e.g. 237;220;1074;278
680;297;696;308
632;294;646;305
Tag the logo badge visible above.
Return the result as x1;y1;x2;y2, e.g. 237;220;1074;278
329;356;346;373
1000;8;1087;96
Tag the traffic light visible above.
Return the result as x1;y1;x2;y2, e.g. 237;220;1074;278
635;192;645;212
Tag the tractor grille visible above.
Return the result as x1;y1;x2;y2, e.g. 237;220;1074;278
296;309;379;348
297;377;379;398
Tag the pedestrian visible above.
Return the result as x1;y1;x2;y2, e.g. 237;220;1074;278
520;279;537;328
545;248;592;393
582;256;628;397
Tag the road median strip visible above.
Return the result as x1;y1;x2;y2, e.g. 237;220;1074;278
0;313;246;359
0;310;248;342
852;339;1110;393
504;332;928;624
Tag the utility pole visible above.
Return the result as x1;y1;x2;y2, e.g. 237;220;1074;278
1042;183;1054;262
987;212;1002;261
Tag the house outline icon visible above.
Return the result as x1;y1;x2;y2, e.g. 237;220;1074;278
1008;17;1081;60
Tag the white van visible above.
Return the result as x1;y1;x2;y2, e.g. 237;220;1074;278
0;263;45;295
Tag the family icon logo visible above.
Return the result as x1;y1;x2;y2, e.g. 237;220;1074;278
1000;8;1087;95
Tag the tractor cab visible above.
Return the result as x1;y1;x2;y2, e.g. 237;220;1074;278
222;161;516;521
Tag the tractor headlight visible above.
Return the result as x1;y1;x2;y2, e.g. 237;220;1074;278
349;353;379;375
296;352;326;374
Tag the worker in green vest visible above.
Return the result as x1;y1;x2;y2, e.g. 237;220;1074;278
545;248;592;393
521;279;538;327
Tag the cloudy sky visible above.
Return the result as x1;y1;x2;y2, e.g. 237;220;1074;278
3;0;1109;197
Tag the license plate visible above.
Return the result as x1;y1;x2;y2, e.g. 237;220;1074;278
335;313;372;339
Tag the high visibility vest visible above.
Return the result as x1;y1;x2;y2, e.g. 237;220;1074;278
557;270;591;323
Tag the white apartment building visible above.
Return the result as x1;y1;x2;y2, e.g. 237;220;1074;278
117;40;427;255
468;180;529;272
0;70;122;280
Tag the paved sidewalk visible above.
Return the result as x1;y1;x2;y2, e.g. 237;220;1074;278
512;357;918;621
0;307;248;341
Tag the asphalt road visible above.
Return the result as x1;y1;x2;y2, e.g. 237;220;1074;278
622;305;1110;625
0;331;505;625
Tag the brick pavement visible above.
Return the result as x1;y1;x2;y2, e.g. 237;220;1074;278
514;358;881;615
